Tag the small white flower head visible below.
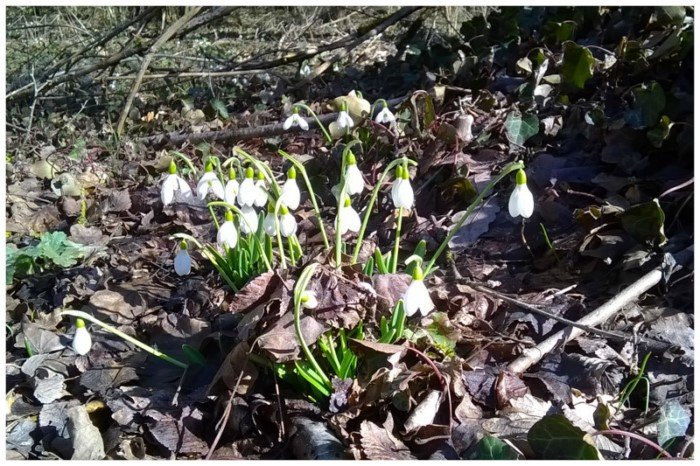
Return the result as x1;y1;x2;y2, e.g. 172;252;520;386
239;205;259;235
336;100;354;129
161;160;193;206
338;197;361;234
391;165;414;209
217;210;238;248
402;266;435;317
263;204;278;236
300;290;318;309
224;167;240;205
280;167;301;210
196;161;225;201
237;167;257;207
279;205;297;237
174;240;191;276
299;62;312;78
253;171;268;208
508;169;534;219
283;107;309;131
71;318;92;356
375;101;396;124
344;152;364;195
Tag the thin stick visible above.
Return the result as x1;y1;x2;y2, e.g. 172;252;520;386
506;267;664;374
591;430;672;459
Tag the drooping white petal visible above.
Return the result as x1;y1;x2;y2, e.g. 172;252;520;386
72;327;92;356
217;220;238;248
339;205;361;234
375;107;396;124
280;212;297;237
174;249;191;276
239;206;259;234
402;279;434;317
508;184;534;219
392;179;414;209
281;179;301;210
263;212;277;236
237;178;256;206
283;115;295;130
345;165;364;195
253;180;268;207
161;174;178;205
298;116;309;131
225;179;240;205
301;290;318;309
337;110;354;129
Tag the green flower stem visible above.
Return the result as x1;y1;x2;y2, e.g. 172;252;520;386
59;310;188;369
170;232;204;250
208;205;221;230
207;155;226;184
350;157;418;264
424;161;524;276
230;147;281;197
294;264;330;387
390;207;403;273
207;201;273;271
370;98;389;119
287;240;297;266
278;150;330;249
273;198;287;270
171;151;198;178
294;103;332;143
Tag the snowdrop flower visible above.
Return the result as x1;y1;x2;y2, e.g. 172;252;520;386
299;62;312;78
263;204;277;236
391;165;414;209
300;290;318;309
239;205;259;235
196;162;225;201
253;171;268;208
375;102;396;124
237;167;256;207
161;160;193;205
508;169;534;219
217;210;238;248
279;205;297;237
344;152;364;195
338;197;361;234
280;167;301;210
336;101;354;129
224;167;240;205
72;318;92;356
402;266;435;317
174;240;191;276
283;107;309;131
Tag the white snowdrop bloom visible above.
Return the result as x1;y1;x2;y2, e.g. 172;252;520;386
217;211;238;248
224;168;240;205
375;105;396;124
391;165;414;209
280;167;301;210
283;109;309;131
336;110;354;129
196;164;225;201
338;198;361;234
253;172;268;208
344;153;364;195
508;169;534;219
299;62;312;78
402;267;435;317
263;206;277;236
161;161;193;206
279;206;297;237
174;241;191;276
237;167;257;207
301;290;318;309
71;319;92;356
239;205;259;235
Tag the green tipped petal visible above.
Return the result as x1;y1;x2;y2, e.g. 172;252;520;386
245;167;254;179
75;318;86;329
288;166;297;179
225;210;234;222
515;169;527;186
168;159;177;174
411;266;424;281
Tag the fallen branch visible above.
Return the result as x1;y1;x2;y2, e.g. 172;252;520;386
506;264;666;374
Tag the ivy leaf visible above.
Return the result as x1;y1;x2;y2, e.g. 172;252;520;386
505;112;539;145
528;414;601;460
647;115;674;148
624;81;666;129
621;199;667;246
211;99;229;120
37;231;90;268
470;436;520;460
657;400;691;447
561;42;595;89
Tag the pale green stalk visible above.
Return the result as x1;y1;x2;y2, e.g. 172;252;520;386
59;310;187;369
390;207;403;273
278;150;330;249
293;264;330;386
293;103;332;143
423;161;524;275
350;157;418;264
170;151;198;178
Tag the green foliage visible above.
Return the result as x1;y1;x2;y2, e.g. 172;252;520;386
625;81;666;129
505;111;539;145
561;41;595;89
6;231;92;284
181;344;207;367
621;199;667;246
657;400;691;447
647;115;673;148
211;98;229;120
379;301;406;344
528;414;601;459
470;436;520;460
